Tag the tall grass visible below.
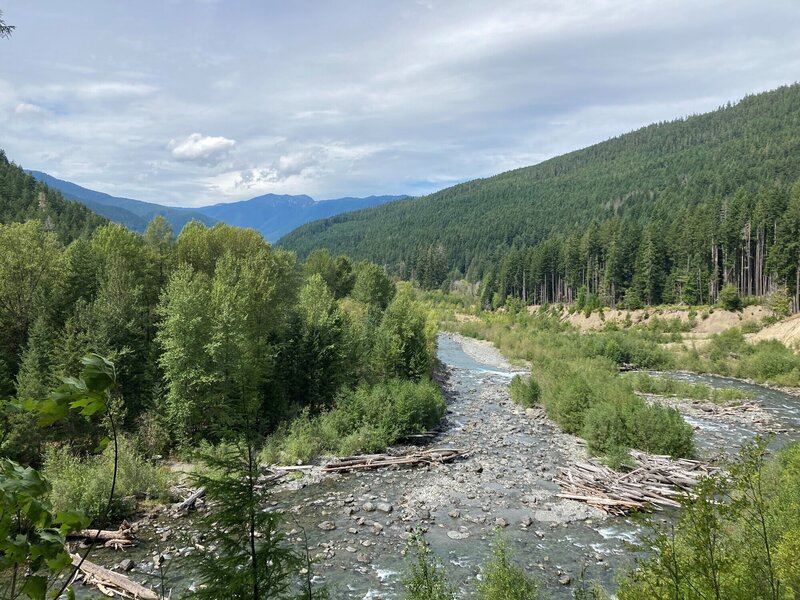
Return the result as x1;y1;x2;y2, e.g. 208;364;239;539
43;436;171;524
260;378;446;464
625;372;752;404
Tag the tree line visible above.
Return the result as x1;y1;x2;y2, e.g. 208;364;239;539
279;84;800;314
479;179;800;311
0;212;435;463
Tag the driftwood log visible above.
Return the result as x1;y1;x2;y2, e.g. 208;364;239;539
554;450;720;515
322;448;467;472
173;486;205;511
68;522;136;549
70;552;159;599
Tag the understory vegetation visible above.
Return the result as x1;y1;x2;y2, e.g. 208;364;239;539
619;439;800;600
678;327;800;387
0;212;443;599
452;310;694;461
625;372;753;404
403;532;541;600
260;377;445;464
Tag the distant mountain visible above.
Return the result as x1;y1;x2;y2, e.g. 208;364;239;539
30;171;407;241
29;171;217;233
195;194;408;242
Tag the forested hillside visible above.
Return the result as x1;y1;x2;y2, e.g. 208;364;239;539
0;151;106;242
30;170;217;233
280;84;800;311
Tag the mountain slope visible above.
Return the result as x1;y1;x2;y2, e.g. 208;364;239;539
30;171;407;242
29;171;217;233
1;152;106;241
279;84;800;272
195;194;407;242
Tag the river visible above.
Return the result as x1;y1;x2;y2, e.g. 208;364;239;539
76;333;800;599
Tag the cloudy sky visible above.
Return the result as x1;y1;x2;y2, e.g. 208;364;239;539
1;1;799;207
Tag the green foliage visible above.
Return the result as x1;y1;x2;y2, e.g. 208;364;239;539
509;375;541;407
43;437;170;524
264;378;446;464
351;260;395;310
685;328;800;386
192;438;327;600
402;531;455;600
718;283;743;311
373;292;435;381
767;287;792;317
626;372;752;404
282;85;800;316
0;457;90;600
618;439;800;600
477;535;539;600
452;311;693;459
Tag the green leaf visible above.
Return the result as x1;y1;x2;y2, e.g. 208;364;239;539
21;575;47;600
57;511;90;534
45;548;72;571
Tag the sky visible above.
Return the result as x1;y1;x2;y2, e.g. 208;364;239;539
1;1;799;207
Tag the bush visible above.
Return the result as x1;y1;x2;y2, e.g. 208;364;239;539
628;403;694;457
740;319;763;334
402;531;455;600
133;409;172;458
263;378;446;464
509;375;541;407
626;372;751;404
739;340;800;382
477;536;539;600
718;283;742;311
767;287;792;317
582;397;694;459
44;437;171;524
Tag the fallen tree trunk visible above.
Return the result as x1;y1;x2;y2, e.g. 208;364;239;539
70;552;159;599
174;486;205;511
323;448;467;473
68;528;133;542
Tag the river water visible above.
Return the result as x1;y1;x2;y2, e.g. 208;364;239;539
77;334;800;599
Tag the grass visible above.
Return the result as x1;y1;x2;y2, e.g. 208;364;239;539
260;377;446;465
625;372;752;404
43;436;172;525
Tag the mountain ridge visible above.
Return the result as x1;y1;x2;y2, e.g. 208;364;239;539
278;84;800;274
29;171;407;242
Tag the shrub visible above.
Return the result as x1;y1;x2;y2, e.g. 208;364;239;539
718;283;742;311
626;372;751;404
582;400;635;457
767;287;792;317
133;409;172;458
265;378;446;464
509;375;541;407
628;403;694;458
44;437;171;524
402;531;455;600
582;397;693;459
740;319;763;334
477;535;539;600
739;340;800;382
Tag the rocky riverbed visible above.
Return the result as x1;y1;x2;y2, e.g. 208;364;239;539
72;334;800;599
261;333;629;598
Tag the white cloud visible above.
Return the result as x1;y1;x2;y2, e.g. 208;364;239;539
14;102;46;116
168;133;236;163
